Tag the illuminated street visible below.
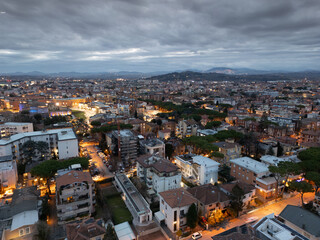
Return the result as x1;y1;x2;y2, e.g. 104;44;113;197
84;142;114;180
198;192;315;239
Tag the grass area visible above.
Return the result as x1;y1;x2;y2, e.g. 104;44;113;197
72;110;86;120
101;185;119;197
106;195;132;224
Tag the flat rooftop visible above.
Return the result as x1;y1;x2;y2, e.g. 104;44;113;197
230;157;269;174
176;154;219;167
116;173;150;215
0;128;76;145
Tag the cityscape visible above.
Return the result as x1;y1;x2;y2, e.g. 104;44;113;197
0;1;320;240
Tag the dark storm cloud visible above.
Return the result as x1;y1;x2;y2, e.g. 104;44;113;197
0;0;319;72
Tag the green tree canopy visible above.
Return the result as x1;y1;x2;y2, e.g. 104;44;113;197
229;184;245;217
288;181;313;207
205;121;222;129
186;203;198;229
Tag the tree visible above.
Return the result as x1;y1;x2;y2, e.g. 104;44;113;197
156;119;162;126
276;142;283;157
33;221;50;240
306;171;320;193
205;121;222;129
91;120;102;127
229;184;245;217
36;141;49;160
288;181;313;207
208;209;225;226
267;146;275;156
21;140;37;164
34;113;42;122
104;224;117;240
218;164;235;183
186;203;197;229
165;143;174;159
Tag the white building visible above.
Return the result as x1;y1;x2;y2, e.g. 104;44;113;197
0;128;78;161
0;155;18;191
158;188;197;233
139;138;165;158
260;155;286;166
137;155;181;195
174;154;219;185
0;122;33;138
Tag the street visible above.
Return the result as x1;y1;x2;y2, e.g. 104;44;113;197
85;143;114;180
198;192;315;239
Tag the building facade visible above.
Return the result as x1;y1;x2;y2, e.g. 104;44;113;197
56;170;95;224
174;154;219;185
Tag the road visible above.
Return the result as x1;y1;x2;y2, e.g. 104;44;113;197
199;192;315;239
86;144;114;180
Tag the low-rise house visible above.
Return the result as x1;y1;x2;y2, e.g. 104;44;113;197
175;154;220;185
66;218;106;240
188;184;229;218
220;181;256;208
279;205;320;240
137;155;181;195
0;186;41;240
56;170;95;224
159;188;197;233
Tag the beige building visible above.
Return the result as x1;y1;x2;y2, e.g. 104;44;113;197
56;170;95;224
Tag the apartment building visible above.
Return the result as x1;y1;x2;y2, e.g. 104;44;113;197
174;154;219;185
230;157;279;201
0;128;78;161
0;122;33;138
0;155;18;192
279;205;320;240
253;213;308;240
158;188;197;233
139;138;165;158
176;119;198;138
136;155;181;195
106;130;138;167
56;170;95;224
213;140;242;164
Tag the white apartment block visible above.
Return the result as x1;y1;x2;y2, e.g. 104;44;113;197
158;188;197;233
0;155;18;191
0;128;78;161
137;155;181;195
56;170;95;224
0;122;33;138
174;154;219;185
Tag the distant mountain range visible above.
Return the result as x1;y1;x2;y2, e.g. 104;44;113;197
1;67;320;81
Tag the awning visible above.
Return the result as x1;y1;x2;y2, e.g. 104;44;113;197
154;211;165;222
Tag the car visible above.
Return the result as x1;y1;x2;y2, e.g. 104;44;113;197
191;232;202;239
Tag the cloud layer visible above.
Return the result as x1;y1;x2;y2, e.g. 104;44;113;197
0;0;319;72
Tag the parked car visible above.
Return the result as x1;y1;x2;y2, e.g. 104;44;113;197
191;232;202;239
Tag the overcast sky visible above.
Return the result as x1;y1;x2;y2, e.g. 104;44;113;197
0;0;319;73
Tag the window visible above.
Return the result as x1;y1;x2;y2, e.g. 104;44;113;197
19;229;24;236
25;227;30;234
174;210;177;221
